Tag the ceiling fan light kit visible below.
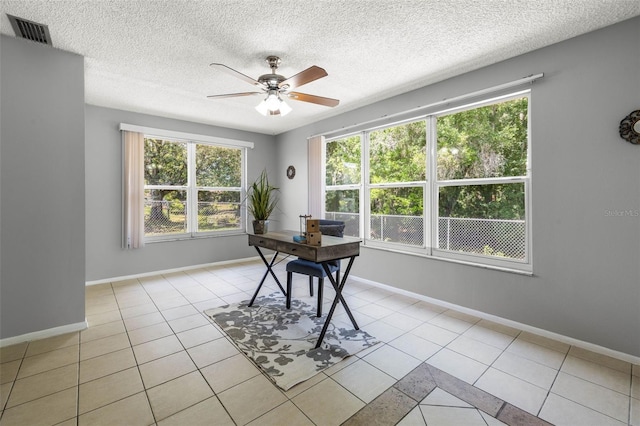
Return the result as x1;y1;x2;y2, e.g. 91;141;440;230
255;89;292;116
208;56;339;117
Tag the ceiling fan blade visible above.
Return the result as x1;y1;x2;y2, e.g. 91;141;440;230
287;92;339;107
210;63;264;87
207;92;262;99
279;66;328;90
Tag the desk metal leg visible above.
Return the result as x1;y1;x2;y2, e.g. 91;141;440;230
314;256;359;349
248;247;286;307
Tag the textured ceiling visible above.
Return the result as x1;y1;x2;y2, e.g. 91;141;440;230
1;1;639;135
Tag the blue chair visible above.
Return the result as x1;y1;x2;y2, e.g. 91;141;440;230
286;220;345;317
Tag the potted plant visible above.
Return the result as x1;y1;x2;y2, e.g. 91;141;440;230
247;169;279;234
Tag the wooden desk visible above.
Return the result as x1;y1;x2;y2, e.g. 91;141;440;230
248;230;361;261
248;230;362;348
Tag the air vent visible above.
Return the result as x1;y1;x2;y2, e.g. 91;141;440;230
7;14;52;46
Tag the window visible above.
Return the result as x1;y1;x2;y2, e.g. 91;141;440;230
435;97;529;263
323;92;531;271
144;137;245;240
325;135;361;237
368;121;426;246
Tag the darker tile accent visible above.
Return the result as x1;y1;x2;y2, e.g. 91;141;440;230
393;363;437;402
497;403;554;426
426;364;504;417
342;361;555;426
342;387;417;426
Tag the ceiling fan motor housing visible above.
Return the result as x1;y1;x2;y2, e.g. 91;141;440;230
258;73;286;89
259;56;287;89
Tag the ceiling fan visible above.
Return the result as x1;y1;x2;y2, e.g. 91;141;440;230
208;56;339;116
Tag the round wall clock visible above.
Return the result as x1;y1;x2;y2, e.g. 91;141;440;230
619;110;640;145
286;165;296;179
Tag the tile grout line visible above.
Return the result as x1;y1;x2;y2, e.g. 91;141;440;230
76;324;82;423
5;283;428;425
5;264;638;425
342;362;554;426
217;266;331;425
121;278;161;426
202;277;544;425
156;270;286;425
0;342;27;422
135;273;224;425
536;341;571;419
79;282;150;424
627;362;640;426
546;348;634;423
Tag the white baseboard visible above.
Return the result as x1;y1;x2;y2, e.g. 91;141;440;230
85;256;262;286
83;257;639;365
0;320;88;348
350;275;640;366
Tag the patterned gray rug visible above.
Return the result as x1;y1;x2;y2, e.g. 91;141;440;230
205;293;379;390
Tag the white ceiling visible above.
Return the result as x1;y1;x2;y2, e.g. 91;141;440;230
2;1;639;136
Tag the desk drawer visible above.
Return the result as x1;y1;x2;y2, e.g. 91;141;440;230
277;242;316;261
248;235;278;250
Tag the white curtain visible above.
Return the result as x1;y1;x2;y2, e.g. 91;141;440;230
307;135;324;218
123;131;145;249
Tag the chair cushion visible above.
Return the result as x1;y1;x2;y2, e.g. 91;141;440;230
319;219;344;226
319;223;345;237
286;259;339;277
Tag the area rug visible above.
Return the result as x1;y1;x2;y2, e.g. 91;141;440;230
204;293;379;391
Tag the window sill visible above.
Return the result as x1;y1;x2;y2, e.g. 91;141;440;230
144;230;246;244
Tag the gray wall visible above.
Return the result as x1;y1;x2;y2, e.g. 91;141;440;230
0;36;86;339
85;106;278;281
1;18;638;358
276;17;640;357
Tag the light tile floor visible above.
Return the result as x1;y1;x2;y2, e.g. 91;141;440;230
1;258;639;425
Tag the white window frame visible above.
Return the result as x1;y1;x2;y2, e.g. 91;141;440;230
324;132;365;237
120;124;253;243
322;90;532;273
363;118;430;255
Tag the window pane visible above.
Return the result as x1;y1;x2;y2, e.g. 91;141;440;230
369;121;426;183
144;139;187;185
370;187;423;246
197;191;241;232
437;97;528;180
438;183;525;259
326;136;361;185
325;189;359;237
144;189;187;236
196;145;241;187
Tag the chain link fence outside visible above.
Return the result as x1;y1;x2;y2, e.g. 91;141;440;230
326;212;526;260
197;201;241;232
145;200;186;236
438;217;525;259
145;200;240;236
370;214;424;246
